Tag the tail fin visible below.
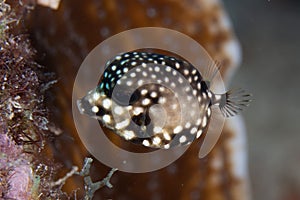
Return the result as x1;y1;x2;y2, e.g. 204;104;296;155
218;89;252;117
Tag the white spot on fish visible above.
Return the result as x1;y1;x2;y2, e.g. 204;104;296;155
202;116;207;127
198;96;202;102
207;91;212;98
150;92;158;98
179;135;187;143
136;67;142;72
196;119;202;126
103;114;111;123
141;89;148;95
193;90;197;96
93;93;100;101
185;87;191;92
173;126;183;134
178;77;183;84
130;72;136;77
114;106;124;115
153;126;162;133
143;140;150;147
196;130;202;138
207;108;211;116
158;97;166;104
92;106;99;113
190;127;197;134
159;87;165;92
133;107;144;115
142;98;151;105
163;132;171;140
184;69;189;75
102;98;112;109
111;65;117;71
123;130;135;140
126;80;133;86
164;77;169;83
116;119;130;129
137;80;144;86
197;82;201;89
153;136;161;145
185;122;191;128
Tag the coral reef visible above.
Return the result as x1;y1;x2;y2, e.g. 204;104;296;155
0;1;61;198
0;1;118;199
0;133;35;199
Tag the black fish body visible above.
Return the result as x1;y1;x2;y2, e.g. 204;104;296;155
78;51;250;149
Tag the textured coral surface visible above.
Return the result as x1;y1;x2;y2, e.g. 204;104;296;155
28;0;250;199
0;1;63;199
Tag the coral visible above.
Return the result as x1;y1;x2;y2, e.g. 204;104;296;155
0;0;60;199
48;157;117;200
0;133;35;199
0;1;10;39
1;1;117;199
76;158;117;200
0;0;51;152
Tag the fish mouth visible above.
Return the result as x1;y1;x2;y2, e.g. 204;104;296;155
77;99;85;114
77;97;99;120
77;97;93;116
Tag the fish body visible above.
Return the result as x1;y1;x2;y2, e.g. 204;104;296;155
78;51;250;149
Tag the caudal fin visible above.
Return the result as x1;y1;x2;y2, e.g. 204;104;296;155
219;89;252;117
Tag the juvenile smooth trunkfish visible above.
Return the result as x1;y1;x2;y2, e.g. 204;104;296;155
77;51;251;149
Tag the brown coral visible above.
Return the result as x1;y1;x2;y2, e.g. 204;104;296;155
0;0;64;199
28;0;251;199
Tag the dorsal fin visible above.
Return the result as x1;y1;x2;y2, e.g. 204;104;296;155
202;60;222;88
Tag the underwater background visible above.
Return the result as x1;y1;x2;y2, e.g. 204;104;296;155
226;0;300;199
1;0;299;199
